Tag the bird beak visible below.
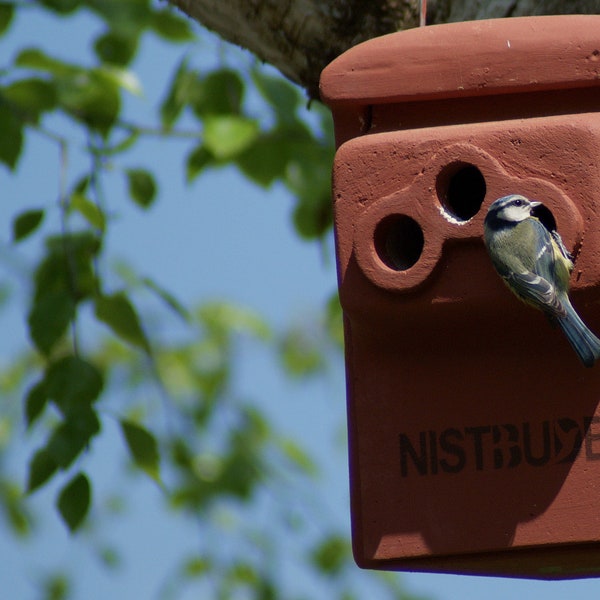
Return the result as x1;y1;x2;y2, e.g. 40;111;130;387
530;201;542;207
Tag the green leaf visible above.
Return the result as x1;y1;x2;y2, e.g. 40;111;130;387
95;65;141;96
13;52;133;134
251;69;299;122
286;146;334;239
125;168;156;209
98;546;120;569
12;209;44;242
15;48;74;77
185;144;212;182
120;420;160;481
45;356;104;416
0;104;23;170
44;231;101;264
235;129;294;187
94;292;151;353
28;290;75;355
140;277;190;322
198;303;271;341
278;438;317;475
94;29;139;66
192;69;244;117
70;193;105;231
72;174;90;195
159;58;198;129
46;410;100;468
227;562;258;586
203;115;259;160
2;79;57;120
292;191;332;239
0;481;30;536
55;69;121;135
57;472;90;532
87;0;151;29
279;328;324;378
214;409;268;501
0;3;14;36
0;283;10;310
150;8;194;41
39;0;81;14
325;292;344;348
25;379;48;429
27;448;58;493
33;232;100;303
42;574;70;600
310;535;350;575
183;555;212;578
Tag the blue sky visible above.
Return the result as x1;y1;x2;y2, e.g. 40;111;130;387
1;4;600;599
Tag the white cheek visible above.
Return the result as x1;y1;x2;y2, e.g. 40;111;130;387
503;206;529;222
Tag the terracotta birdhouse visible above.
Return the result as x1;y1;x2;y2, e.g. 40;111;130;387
320;15;600;579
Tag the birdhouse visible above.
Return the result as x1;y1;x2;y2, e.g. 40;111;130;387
320;15;600;579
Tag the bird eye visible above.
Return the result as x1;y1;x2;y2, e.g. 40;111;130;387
513;199;523;207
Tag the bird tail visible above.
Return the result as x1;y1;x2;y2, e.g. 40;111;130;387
557;300;600;368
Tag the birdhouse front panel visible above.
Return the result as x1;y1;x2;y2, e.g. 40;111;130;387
321;15;600;578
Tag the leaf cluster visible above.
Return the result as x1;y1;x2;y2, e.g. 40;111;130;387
162;60;335;239
0;0;333;573
0;3;427;600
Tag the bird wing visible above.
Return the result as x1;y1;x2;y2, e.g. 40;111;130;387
551;229;574;265
501;219;568;318
503;270;566;317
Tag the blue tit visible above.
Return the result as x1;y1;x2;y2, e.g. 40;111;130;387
483;194;600;367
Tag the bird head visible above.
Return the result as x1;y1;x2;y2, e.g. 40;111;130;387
485;194;541;225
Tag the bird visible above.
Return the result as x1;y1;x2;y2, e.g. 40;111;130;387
483;194;600;367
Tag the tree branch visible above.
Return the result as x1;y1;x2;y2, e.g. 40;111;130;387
167;0;419;98
167;0;600;98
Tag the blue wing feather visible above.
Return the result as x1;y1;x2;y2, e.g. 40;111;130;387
558;299;600;368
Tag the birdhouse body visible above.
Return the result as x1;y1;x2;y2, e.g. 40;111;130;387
321;16;600;578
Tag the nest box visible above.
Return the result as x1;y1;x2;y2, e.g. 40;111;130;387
320;15;600;579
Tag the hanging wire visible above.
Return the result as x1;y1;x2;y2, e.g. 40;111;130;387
420;0;427;27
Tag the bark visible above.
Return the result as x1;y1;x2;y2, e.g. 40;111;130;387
167;0;419;98
167;0;600;98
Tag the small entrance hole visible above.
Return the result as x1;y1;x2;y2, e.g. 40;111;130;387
437;163;486;221
531;203;557;233
374;215;424;271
